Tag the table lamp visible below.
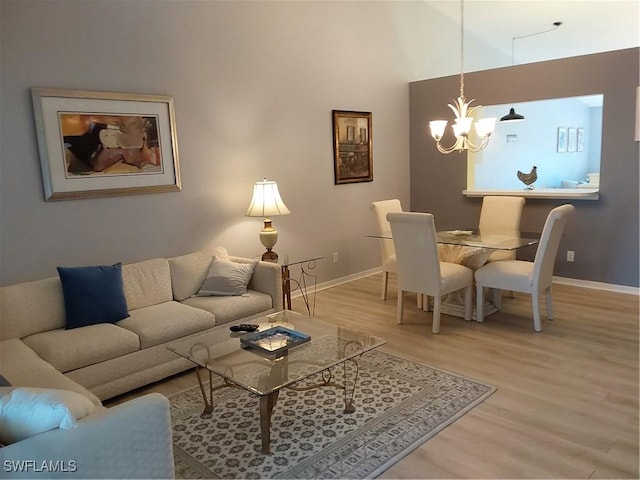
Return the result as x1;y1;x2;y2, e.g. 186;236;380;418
245;178;291;262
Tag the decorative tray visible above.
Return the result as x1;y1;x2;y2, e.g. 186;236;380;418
240;326;310;356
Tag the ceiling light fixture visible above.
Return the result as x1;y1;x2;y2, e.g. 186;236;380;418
500;21;562;123
428;0;496;154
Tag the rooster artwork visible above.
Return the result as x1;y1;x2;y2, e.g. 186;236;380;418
517;166;538;189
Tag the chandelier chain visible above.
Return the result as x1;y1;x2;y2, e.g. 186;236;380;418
459;0;465;100
427;0;496;154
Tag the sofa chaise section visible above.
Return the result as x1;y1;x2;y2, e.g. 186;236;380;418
0;393;174;479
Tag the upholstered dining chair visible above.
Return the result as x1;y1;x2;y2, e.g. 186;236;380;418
475;204;575;332
478;196;526;262
387;212;473;333
370;199;402;300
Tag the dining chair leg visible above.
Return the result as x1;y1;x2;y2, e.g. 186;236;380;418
381;271;389;300
491;288;502;310
396;289;404;325
545;287;554;320
532;292;542;332
432;296;441;334
476;284;485;322
420;295;432;312
464;286;472;321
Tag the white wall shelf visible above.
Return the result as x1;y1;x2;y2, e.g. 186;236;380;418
463;189;599;200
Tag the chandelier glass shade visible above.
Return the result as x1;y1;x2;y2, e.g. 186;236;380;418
428;0;496;154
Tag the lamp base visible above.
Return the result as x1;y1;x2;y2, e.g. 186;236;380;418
261;249;279;262
259;219;279;263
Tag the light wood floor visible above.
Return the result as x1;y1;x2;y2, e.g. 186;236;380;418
108;273;639;479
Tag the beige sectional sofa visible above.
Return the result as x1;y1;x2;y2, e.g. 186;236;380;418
0;247;282;478
0;247;282;401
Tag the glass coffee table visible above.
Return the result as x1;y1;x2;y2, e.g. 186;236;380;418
167;310;386;454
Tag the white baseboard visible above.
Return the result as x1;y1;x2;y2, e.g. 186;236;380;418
289;267;382;299
291;268;640;298
552;276;640;295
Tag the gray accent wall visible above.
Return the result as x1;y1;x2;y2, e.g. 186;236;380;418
410;48;640;287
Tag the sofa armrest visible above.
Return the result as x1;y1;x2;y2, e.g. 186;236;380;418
0;393;174;479
229;256;283;311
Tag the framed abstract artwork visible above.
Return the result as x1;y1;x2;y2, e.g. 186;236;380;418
556;127;567;153
332;110;373;185
577;127;585;152
31;88;181;201
567;127;577;152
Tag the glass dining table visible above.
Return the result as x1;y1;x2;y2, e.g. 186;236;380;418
434;230;539;269
367;229;540;319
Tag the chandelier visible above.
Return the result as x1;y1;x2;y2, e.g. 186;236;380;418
428;0;496;154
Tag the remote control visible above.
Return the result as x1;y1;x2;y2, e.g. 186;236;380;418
229;324;259;332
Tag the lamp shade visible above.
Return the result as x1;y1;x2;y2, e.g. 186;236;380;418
245;178;291;218
500;107;525;122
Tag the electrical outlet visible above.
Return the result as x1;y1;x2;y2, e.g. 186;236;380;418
333;252;339;263
567;250;575;262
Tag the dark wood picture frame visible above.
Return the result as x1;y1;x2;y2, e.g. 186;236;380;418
332;110;372;185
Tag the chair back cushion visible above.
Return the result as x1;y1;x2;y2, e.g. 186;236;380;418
479;196;525;235
533;204;575;289
370;199;402;264
387;212;441;294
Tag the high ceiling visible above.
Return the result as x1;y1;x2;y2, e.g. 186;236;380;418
425;0;639;66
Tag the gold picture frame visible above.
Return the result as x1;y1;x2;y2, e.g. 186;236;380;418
31;88;181;201
332;110;373;184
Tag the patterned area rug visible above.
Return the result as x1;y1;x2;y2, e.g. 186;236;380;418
170;350;495;479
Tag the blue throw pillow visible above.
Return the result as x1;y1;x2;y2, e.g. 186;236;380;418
57;263;129;330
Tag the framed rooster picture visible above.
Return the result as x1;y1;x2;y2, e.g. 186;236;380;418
31;88;181;201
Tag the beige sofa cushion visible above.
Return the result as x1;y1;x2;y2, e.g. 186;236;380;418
116;301;215;349
0;277;65;341
122;258;173;310
22;324;140;373
182;290;273;326
169;247;230;301
0;339;102;407
169;250;213;301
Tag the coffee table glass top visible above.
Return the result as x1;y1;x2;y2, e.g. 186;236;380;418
167;311;386;396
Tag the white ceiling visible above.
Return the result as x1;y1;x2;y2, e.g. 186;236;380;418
424;0;639;66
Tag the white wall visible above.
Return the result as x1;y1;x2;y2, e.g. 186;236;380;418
0;0;452;285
